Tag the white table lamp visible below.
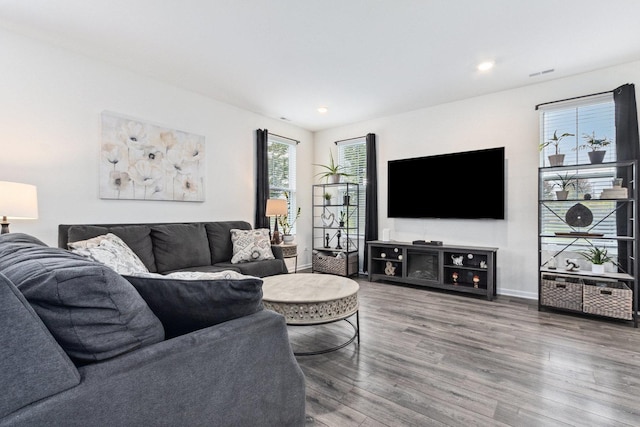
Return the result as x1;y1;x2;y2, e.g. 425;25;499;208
266;198;287;244
0;181;39;234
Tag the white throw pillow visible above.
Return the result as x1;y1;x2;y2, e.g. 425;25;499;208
69;233;149;275
230;228;275;264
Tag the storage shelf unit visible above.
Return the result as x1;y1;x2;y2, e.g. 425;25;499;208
538;160;638;326
312;183;359;277
367;241;497;301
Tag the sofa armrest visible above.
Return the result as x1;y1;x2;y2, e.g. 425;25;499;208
0;273;80;420
1;310;306;427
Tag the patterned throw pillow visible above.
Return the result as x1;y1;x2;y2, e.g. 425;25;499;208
68;233;149;275
230;228;275;264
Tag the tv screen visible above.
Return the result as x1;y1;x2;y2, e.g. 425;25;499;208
387;147;505;219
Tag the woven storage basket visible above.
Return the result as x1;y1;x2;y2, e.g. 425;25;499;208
540;275;583;311
313;251;358;276
583;282;633;320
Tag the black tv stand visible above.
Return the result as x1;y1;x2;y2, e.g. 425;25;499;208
367;240;498;300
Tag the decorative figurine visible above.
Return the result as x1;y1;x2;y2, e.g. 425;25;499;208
324;233;330;248
480;260;487;269
473;275;480;288
452;272;458;284
565;258;580;271
384;261;396;276
451;255;464;266
335;229;342;249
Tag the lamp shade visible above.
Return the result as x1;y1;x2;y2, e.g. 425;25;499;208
0;181;39;219
265;198;287;217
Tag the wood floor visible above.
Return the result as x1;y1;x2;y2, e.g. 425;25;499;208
287;275;640;427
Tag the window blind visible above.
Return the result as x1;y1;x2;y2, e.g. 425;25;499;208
539;93;617;252
268;134;298;233
338;137;366;234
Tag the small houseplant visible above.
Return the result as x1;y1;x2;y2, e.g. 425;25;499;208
314;150;352;183
323;192;332;205
577;131;611;164
579;246;613;274
539;130;574;167
277;191;301;242
554;173;576;200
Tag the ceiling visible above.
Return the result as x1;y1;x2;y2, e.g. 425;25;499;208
2;0;640;132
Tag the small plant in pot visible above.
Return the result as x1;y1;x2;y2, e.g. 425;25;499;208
277;191;301;243
577;131;611;164
323;192;332;205
553;173;576;200
539;130;574;167
314;150;352;184
579;246;613;274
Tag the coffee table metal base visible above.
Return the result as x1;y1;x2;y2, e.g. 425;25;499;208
289;311;359;356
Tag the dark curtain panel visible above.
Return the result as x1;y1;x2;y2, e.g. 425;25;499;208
614;84;640;308
363;133;378;273
255;129;270;229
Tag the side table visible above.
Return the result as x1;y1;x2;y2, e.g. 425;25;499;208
280;243;298;273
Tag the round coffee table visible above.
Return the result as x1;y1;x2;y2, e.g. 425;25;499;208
261;273;360;356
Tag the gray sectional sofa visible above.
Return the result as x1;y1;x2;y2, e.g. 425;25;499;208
58;220;288;277
0;229;305;426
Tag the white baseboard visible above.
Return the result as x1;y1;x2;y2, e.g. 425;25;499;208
497;288;538;300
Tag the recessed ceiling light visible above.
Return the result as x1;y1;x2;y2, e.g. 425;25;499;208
477;61;495;72
317;106;328;114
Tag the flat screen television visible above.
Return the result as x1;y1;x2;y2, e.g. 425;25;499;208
387;147;505;219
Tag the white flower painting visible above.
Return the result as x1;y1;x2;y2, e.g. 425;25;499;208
100;112;205;201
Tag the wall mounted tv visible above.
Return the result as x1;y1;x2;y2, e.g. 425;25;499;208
387;147;505;219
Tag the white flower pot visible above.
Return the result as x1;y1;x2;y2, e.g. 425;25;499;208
282;234;295;244
591;264;605;274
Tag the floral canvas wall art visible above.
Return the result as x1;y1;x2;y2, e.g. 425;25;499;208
100;112;205;201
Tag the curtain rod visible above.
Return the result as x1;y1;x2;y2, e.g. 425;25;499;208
535;89;613;110
334;135;366;145
269;132;300;144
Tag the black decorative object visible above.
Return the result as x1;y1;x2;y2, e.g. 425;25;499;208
325;233;330;248
565;203;593;228
335;229;342;249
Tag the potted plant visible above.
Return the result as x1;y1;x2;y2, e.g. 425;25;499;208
577;131;611;164
277;191;301;243
539;130;574;167
338;210;346;227
579;246;613;274
554;173;576;200
323;192;332;205
314;150;352;183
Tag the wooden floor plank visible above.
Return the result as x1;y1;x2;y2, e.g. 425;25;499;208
289;275;640;427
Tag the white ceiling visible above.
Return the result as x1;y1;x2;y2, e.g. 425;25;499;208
2;0;640;132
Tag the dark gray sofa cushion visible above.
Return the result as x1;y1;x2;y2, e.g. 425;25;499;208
0;235;165;364
205;221;251;264
67;224;157;273
150;223;211;273
123;273;264;339
0;272;80;418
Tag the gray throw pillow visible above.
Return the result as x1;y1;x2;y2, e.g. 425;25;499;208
150;223;211;272
124;272;263;339
0;238;165;364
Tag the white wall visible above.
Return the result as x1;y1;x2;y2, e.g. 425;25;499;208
0;28;314;268
314;61;640;298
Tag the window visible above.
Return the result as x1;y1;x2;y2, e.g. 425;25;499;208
539;93;616;252
268;134;297;233
338;137;366;234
